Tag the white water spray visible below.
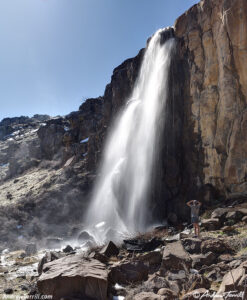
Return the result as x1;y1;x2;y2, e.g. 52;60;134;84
85;29;175;244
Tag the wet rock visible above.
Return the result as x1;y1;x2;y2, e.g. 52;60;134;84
160;241;191;273
100;241;119;257
182;238;202;254
109;261;148;284
201;218;221;230
77;231;94;243
25;243;37;256
62;245;74;253
37;255;108;300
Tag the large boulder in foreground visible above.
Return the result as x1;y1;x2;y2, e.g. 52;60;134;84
37;254;108;300
160;241;191;273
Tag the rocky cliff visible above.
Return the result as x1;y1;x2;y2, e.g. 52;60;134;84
174;0;247;209
0;0;246;247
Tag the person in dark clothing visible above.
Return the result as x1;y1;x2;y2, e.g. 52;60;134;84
187;200;201;237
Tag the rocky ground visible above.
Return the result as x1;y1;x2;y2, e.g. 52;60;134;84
1;202;247;299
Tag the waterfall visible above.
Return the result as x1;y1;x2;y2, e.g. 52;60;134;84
85;28;175;244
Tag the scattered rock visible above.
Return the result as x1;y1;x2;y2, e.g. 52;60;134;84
37;255;108;300
201;218;221;230
157;288;177;299
62;245;74;253
100;241;119;257
138;251;162;266
160;241;191;273
201;239;232;255
109;261;148;284
182;238;202;254
211;208;228;222
89;251;108;264
123;238;163;252
226;210;244;223
144;274;169;293
217;266;245;294
191;252;215;269
218;254;233;263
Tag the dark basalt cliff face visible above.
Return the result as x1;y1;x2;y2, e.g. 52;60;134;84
0;0;246;247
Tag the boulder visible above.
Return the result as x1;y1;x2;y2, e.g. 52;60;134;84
89;251;108;264
144;274;169;293
109;260;148;284
38;251;61;275
160;241;191;273
211;208;228;222
191;252;216;269
37;254;108;300
217;266;245;295
205;269;223;282
201;218;221;231
226;210;244;223
62;245;74;253
138;251;162;266
182;238;202;254
100;241;119;257
242;215;247;223
201;239;232;255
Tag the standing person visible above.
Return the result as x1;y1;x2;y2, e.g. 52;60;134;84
187;200;201;237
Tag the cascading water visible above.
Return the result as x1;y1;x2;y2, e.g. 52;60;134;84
85;28;175;244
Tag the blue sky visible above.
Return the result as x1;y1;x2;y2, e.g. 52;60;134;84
0;0;198;121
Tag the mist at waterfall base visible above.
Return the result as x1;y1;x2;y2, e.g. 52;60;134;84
85;29;175;245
